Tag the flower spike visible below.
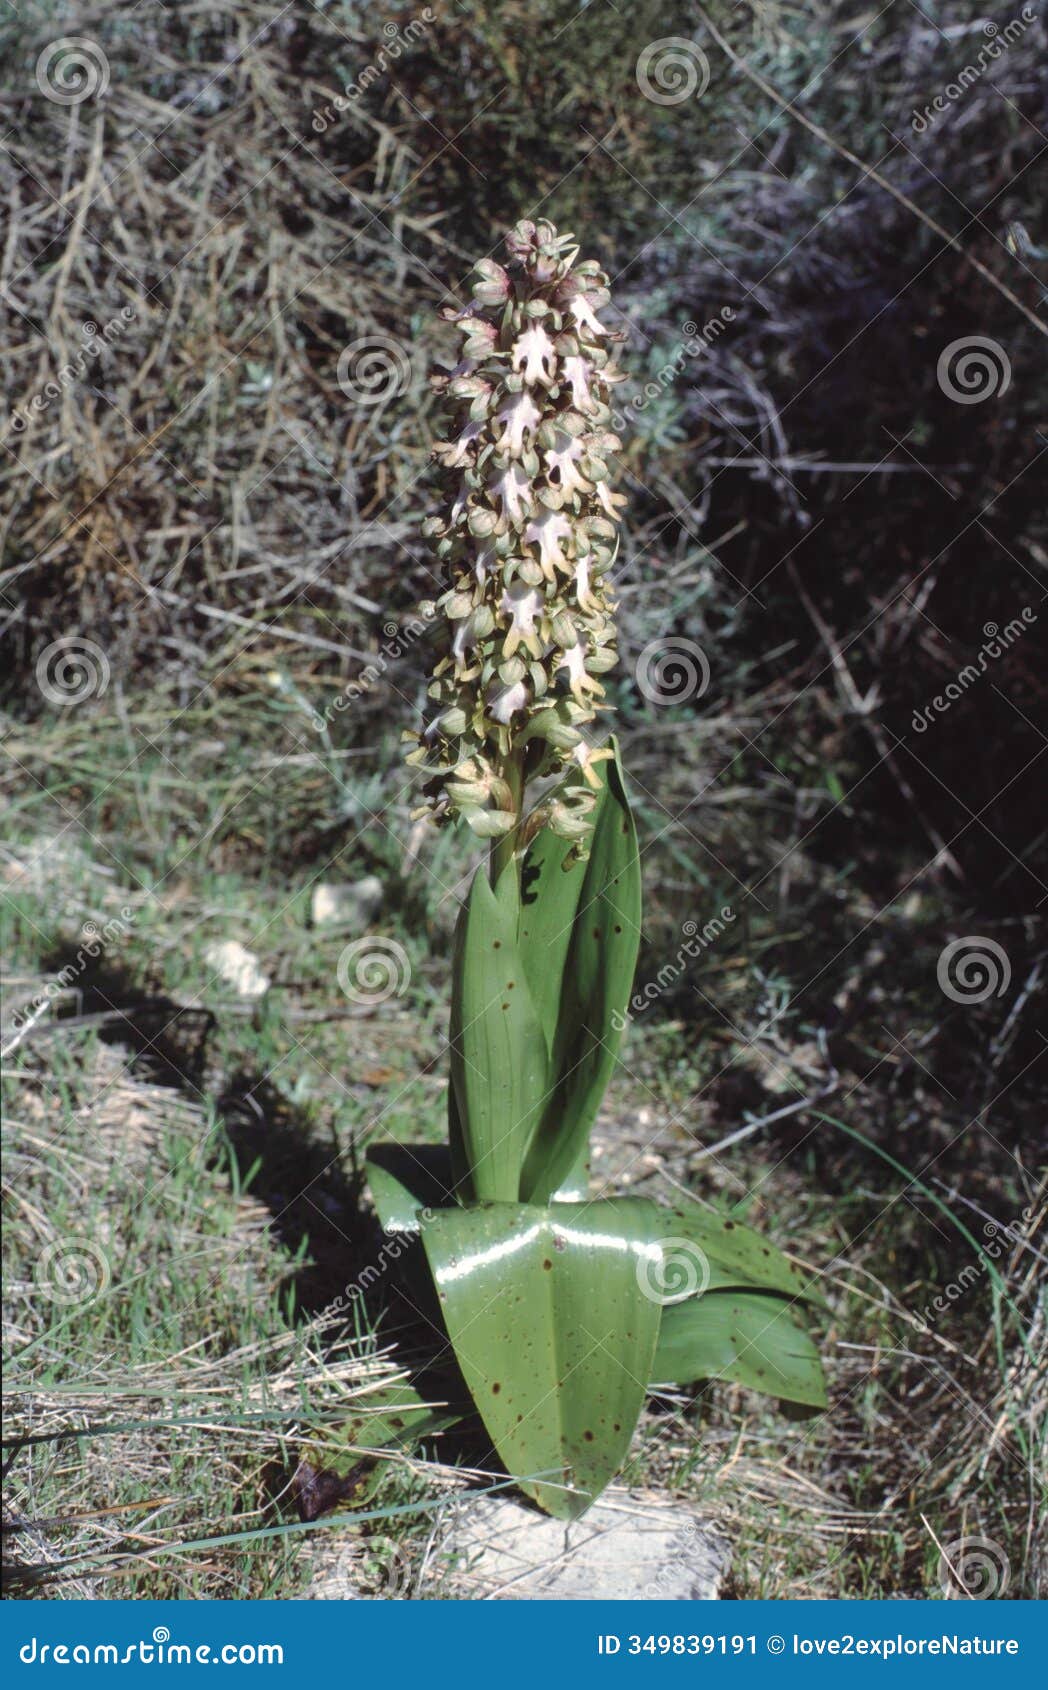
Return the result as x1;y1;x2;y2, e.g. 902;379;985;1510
408;219;628;849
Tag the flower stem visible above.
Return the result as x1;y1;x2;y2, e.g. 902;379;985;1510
489;751;524;887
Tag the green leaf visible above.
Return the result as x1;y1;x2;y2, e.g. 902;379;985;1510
549;1140;590;1202
517;816;588;1051
652;1290;827;1409
648;1204;829;1308
449;865;549;1201
446;1081;473;1204
420;1200;661;1519
521;741;641;1202
365;1144;456;1234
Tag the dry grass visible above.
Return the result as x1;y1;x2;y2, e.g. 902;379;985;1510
2;0;449;688
2;1032;435;1597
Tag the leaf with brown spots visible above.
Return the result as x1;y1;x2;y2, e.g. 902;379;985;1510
420;1199;660;1520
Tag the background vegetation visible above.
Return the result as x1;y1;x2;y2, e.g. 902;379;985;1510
2;0;1045;1598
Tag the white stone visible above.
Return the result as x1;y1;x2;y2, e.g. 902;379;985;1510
203;940;270;999
311;877;384;929
436;1491;729;1600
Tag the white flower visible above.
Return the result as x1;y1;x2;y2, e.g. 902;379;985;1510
474;542;496;587
574;552;594;609
495;389;542;457
524;506;573;577
562;355;596;412
512;324;557;386
492;462;533;525
414;218;628;845
434;417;484;468
545;428;591;497
452;619;476;667
501;581;544;656
570;739;613;788
488;678;529;723
558;639;597;702
569;295;606;339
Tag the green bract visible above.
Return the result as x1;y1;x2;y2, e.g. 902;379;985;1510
365;221;826;1520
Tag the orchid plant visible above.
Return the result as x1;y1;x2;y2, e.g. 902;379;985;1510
366;220;825;1520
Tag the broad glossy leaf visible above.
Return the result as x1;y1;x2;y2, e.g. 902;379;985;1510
653;1290;827;1409
648;1204;828;1307
521;743;641;1202
449;866;549;1201
420;1199;661;1519
549;1140;590;1202
365;1144;456;1234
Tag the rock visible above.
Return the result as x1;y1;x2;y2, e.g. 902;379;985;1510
311;877;384;929
203;940;270;999
436;1491;729;1600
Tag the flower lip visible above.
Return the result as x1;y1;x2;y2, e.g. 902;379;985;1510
512;323;557;386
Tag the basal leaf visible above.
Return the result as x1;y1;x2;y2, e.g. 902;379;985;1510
649;1204;828;1307
420;1199;661;1519
365;1144;456;1234
521;741;641;1202
449;866;549;1201
549;1140;590;1202
652;1290;827;1409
